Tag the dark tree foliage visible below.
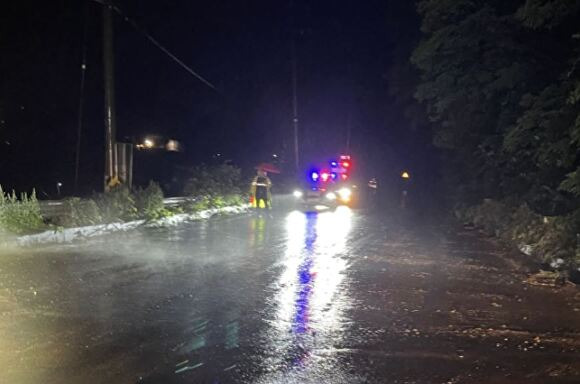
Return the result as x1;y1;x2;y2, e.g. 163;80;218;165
412;0;580;215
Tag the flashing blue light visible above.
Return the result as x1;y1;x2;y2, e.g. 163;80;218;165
331;172;337;180
311;171;319;181
330;160;338;167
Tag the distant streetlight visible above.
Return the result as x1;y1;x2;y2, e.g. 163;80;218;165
136;136;182;151
136;137;156;150
56;182;63;196
401;171;410;180
166;139;181;152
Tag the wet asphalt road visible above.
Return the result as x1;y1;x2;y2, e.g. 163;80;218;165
1;202;580;383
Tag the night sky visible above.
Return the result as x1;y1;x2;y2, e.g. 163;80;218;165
0;0;428;196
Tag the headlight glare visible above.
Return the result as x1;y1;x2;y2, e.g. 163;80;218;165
338;188;352;200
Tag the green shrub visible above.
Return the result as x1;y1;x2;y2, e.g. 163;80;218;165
224;194;246;207
508;205;579;266
183;163;242;197
182;164;245;211
510;204;545;245
466;199;514;236
57;197;102;227
463;199;580;269
0;186;45;235
534;216;578;264
183;193;246;213
167;206;184;215
134;181;171;221
210;195;226;208
185;195;212;213
94;186;137;223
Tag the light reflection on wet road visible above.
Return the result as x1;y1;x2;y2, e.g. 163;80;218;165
256;207;355;384
145;207;361;383
2;204;580;383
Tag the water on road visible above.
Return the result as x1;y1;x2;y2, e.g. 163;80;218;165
1;205;580;383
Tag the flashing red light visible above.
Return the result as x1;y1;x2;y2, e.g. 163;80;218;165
341;173;348;180
321;172;330;182
342;161;351;168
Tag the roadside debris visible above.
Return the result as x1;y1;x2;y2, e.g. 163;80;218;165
525;270;567;287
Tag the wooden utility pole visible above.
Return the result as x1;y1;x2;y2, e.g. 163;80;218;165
74;0;88;193
103;2;117;191
291;39;300;173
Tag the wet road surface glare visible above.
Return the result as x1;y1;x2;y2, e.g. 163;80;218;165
1;206;580;383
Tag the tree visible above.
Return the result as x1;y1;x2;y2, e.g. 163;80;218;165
412;0;579;211
505;0;580;212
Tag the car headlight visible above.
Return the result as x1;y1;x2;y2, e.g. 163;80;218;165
326;192;336;200
338;188;352;200
293;190;303;198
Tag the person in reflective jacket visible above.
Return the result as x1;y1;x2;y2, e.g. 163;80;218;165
250;169;272;209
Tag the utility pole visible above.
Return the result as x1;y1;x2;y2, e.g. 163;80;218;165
103;2;117;191
291;39;300;173
74;0;88;194
346;111;352;154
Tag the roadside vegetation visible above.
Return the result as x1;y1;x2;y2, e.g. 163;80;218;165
0;164;246;236
0;186;44;235
455;201;580;272
183;163;246;210
391;1;580;275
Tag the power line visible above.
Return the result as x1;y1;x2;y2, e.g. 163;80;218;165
90;0;218;92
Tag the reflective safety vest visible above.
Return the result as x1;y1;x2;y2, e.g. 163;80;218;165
250;175;272;207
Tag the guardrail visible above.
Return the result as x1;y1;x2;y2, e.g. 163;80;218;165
38;197;195;219
38;200;68;218
162;196;193;208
